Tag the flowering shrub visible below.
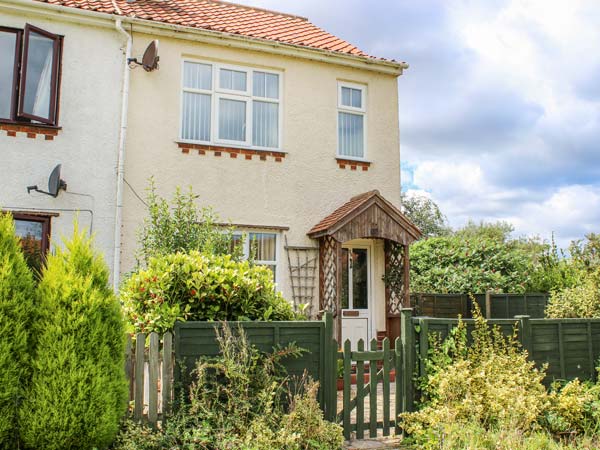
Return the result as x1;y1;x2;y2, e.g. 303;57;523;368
121;251;295;334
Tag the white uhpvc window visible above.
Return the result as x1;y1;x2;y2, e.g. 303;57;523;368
337;82;367;159
181;60;282;150
231;231;279;283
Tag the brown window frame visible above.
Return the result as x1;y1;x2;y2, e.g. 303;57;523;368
11;212;52;259
0;23;62;126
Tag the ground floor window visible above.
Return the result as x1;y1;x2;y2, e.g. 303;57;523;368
231;231;278;282
10;212;51;273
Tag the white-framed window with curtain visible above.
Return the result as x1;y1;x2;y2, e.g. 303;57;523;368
337;82;367;160
230;231;279;284
180;60;282;150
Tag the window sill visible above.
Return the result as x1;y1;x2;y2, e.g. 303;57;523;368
0;122;61;140
336;157;371;171
177;142;286;162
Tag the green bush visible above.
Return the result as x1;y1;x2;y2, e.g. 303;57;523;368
19;226;128;450
121;251;295;334
401;309;549;446
0;213;35;447
545;276;600;318
136;179;239;267
113;324;343;449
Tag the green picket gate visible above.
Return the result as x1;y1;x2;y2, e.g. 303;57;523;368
337;337;404;439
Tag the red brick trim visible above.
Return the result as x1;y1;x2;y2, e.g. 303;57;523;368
336;158;370;171
177;142;286;162
0;122;61;140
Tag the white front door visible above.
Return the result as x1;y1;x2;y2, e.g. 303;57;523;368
341;246;371;349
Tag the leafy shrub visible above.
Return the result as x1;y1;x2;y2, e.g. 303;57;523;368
19;226;128;450
0;213;35;447
545;274;600;318
543;379;600;436
410;232;532;293
136;179;239;267
113;324;343;449
401;308;549;446
121;251;295;334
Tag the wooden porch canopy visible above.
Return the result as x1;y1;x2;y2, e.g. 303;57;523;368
307;190;421;340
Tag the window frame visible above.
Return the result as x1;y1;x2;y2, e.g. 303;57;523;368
231;230;280;287
337;81;368;161
0;26;22;122
0;23;62;126
10;212;52;264
180;58;283;151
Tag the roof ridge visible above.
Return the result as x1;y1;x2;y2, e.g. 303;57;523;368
203;0;309;22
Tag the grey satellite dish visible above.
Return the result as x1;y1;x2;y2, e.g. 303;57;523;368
128;40;159;72
27;164;67;197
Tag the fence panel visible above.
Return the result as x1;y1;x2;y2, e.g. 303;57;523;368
173;316;336;416
125;332;173;426
411;293;549;319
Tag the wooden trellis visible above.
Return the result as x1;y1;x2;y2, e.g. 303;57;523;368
284;236;318;317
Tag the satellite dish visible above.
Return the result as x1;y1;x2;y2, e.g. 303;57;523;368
128;40;159;72
27;164;67;197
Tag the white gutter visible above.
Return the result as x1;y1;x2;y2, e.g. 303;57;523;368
0;0;407;76
112;18;131;291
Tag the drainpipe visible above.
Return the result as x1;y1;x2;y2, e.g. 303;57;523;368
112;18;131;291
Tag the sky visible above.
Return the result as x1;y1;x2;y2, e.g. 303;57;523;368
236;0;600;248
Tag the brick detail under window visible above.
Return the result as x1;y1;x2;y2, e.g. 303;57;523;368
336;158;370;171
1;123;60;140
177;142;286;162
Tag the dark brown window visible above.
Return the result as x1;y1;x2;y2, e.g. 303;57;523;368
12;213;51;274
0;24;62;126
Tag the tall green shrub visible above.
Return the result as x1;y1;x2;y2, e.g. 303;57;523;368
0;213;35;448
19;226;127;450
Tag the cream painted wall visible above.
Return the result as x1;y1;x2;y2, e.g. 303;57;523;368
0;10;124;275
122;33;401;329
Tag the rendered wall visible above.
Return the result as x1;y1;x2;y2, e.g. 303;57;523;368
0;9;124;276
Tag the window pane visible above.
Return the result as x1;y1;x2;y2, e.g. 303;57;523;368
218;98;246;141
252;101;278;148
0;31;17;120
14;219;44;273
249;233;276;261
22;31;55;120
219;68;246;91
253;71;278;99
229;233;243;254
341;86;362;108
183;62;212;90
181;92;211;141
338;112;364;158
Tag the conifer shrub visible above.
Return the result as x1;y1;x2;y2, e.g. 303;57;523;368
0;213;35;447
121;251;296;334
19;226;128;450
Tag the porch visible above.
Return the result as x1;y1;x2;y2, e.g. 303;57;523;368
307;190;421;345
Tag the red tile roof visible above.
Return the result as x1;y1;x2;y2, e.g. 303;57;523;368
35;0;392;60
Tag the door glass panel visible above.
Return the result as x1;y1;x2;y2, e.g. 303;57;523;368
0;31;17;120
351;249;368;309
341;248;349;309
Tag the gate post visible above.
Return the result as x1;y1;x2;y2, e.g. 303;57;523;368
400;308;415;413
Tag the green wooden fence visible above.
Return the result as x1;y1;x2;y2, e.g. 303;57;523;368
410;292;549;318
408;311;600;403
173;314;338;421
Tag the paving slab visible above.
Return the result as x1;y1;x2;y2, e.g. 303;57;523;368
344;436;405;449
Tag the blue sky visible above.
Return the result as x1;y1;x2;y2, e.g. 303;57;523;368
237;0;600;248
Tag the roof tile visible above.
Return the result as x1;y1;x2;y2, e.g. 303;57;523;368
35;0;393;60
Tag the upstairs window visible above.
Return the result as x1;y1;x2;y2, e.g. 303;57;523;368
181;60;281;150
337;82;366;159
0;24;62;126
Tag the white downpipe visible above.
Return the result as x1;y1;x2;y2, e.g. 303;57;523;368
112;19;131;291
